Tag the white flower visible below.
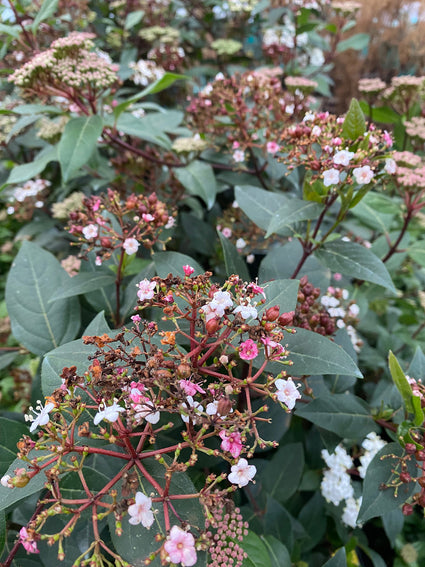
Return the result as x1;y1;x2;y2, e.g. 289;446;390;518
384;158;396;174
94;399;125;425
233;303;257;320
312;125;322;137
303;111;315;122
134;401;160;425
323;168;340;187
209;290;233;317
246;254;255;264
321;469;354;506
137;279;156;301
236;238;246;249
128;492;154;528
228;458;256;487
353;165;374;185
123;238;139;255
358;432;387;478
342;497;362;528
333;150;355;166
1;475;12;488
233;150;245;163
25;401;55;433
165;216;175;229
181;396;204;423
275;378;301;409
82;224;98;240
348;304;359;317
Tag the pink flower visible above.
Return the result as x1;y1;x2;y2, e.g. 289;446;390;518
333;272;342;281
142;213;155;222
164;526;197;566
383;130;393;147
137;279;156;301
95;256;102;266
247;283;266;297
232;141;240;149
123;238;139;255
183;265;194;276
239;339;258;361
128;492;154;528
131;314;141;323
19;527;39;554
261;337;285;359
266;141;280;154
221;227;232;238
232;150;245;163
219;430;243;458
129;382;145;403
92;198;101;212
179;380;205;396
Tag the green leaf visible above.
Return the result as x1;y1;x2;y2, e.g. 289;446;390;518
113;113;171;149
260;536;291;567
407;240;425;267
295;392;378;438
6;114;42;143
218;232;250;281
263;497;295;552
298;492;326;551
0;453;50;513
261;442;304;503
388;351;413;407
322;548;347;567
6;145;57;185
83;311;111;336
5;242;80;355
175;160;217;209
285;327;362;377
124;9;144;29
113;73;188;118
48;272;116;301
12;104;62;115
31;0;59;33
0;418;28;470
58;115;103;182
336;33;369;52
0;351;19;370
0;509;5;557
358;102;401;124
342;98;366;141
235;185;290;231
314;239;396;293
154;251;204;278
259;279;299;318
241;531;273;567
382;508;404;546
408;346;425;378
108;457;205;566
358;443;416;523
265;199;323;238
0;23;20;38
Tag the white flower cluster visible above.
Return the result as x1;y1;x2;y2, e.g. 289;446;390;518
320;288;361;352
263;18;309;49
129;59;165;87
358;432;387;479
321;432;386;528
9;178;51;206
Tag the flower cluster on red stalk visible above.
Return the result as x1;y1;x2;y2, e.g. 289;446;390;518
1;270;300;566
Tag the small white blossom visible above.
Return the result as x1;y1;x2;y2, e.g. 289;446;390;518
123;238;139;255
236;238;246;249
1;475;12;488
137;279;156;301
128;492;155;528
25;401;55;433
323;168;340;187
353;165;374;185
93;399;125;425
233;303;258;320
228;458;256;487
275;378;301;409
233;150;245;163
181;396;204;423
333;149;355;166
209;290;233;317
384;158;396;174
342;497;362;528
82;224;98;240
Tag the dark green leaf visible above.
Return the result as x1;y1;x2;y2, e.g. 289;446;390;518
0;418;28;470
342;98;366;140
83;311;111;336
114;113;171;149
382;508;404;546
241;531;273;567
298;492;326;551
389;351;418;417
259;279;299;318
5;242;80;355
285;327;362;377
31;0;59;33
408;347;425;379
295;392;378;438
263;497;294;552
218;232;250;281
6;146;57;185
175;161;217;209
0;351;19;370
266;200;323;238
322;548;347;566
0;510;5;557
358;102;401;124
49;272;116;301
358;443;416;523
58;115;103;182
235;186;290;231
261;442;304;503
260;536;291;567
124;9;144;29
315;239;396;293
407;240;425;268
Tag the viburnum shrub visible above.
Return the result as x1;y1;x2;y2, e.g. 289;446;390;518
1;270;299;566
4;0;425;566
